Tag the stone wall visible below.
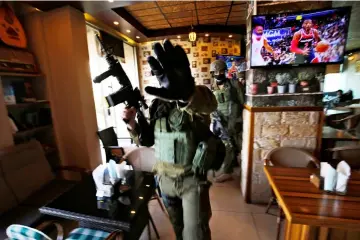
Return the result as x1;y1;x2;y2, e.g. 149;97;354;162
244;110;320;203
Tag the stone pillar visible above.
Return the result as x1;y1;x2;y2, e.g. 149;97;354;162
241;1;327;203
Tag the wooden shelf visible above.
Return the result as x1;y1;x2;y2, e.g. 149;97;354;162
6;100;50;108
14;125;53;138
246;92;324;97
0;72;43;78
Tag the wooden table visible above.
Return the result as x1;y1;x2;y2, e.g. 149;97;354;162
325;109;352;116
264;166;360;240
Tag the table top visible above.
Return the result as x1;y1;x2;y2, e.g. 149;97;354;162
322;126;358;141
40;171;155;232
264;166;360;230
325;109;352;116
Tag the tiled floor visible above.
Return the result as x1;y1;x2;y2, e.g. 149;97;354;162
140;172;285;240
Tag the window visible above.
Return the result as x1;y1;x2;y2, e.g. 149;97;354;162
87;25;139;161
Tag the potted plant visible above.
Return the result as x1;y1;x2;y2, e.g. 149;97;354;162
275;73;290;94
288;78;298;93
298;72;315;92
267;72;277;94
315;73;325;92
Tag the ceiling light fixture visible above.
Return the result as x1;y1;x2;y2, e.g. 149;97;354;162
177;35;181;39
229;35;233;38
205;33;209;37
136;36;140;39
108;0;114;2
348;55;355;61
126;29;131;33
113;21;119;25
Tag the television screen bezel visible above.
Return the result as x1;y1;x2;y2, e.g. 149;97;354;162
250;6;352;69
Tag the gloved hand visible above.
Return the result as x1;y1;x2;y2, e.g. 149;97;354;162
145;39;195;102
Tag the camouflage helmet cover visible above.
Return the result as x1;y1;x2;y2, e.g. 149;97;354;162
210;60;227;73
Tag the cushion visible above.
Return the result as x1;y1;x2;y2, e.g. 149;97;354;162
0;206;43;240
6;224;51;240
0;140;55;202
66;228;110;240
0;172;18;215
21;179;75;208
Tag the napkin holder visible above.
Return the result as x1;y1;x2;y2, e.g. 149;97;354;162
310;173;324;189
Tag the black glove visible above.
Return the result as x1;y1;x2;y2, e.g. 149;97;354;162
145;39;195;102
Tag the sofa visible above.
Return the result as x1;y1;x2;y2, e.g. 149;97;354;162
0;140;87;239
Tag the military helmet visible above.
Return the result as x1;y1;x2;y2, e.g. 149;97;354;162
210;60;227;73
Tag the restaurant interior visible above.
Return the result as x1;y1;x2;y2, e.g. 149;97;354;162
0;1;360;240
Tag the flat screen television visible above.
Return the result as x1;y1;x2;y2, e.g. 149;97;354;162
216;55;245;79
250;7;351;68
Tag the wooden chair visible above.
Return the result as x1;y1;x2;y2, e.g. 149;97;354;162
332;113;360;136
123;147;163;239
327;145;360;170
97;127;125;163
264;147;320;240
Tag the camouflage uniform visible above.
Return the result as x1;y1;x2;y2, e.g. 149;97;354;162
129;86;217;240
211;61;244;176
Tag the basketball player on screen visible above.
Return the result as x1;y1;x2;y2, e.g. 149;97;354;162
252;19;277;66
290;19;323;64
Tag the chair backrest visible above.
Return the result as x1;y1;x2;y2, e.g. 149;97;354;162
0;140;54;203
264;147;319;168
97;127;118;147
6;224;52;240
329;145;360;169
124;147;155;172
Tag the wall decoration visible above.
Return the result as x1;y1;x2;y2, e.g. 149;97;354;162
220;37;226;41
144;71;152;77
221;48;228;54
212;50;217;57
220;42;226;47
203;79;211;84
228;40;233;48
191;41;197;47
234;48;238;54
143;51;151;58
184;48;191;54
138;37;240;103
356;60;360;73
203;36;211;43
192;61;197;68
201;46;208;51
203;58;211;64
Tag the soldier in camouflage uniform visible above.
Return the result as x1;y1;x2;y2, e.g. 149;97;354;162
122;40;222;240
210;60;244;183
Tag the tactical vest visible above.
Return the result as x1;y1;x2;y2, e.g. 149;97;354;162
213;85;232;117
154;108;197;177
153;107;225;178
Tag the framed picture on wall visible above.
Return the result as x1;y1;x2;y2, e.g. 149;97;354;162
356;60;360;73
201;46;208;51
193;52;199;57
192;61;197;68
143;51;151;58
142;60;148;65
221;48;228;54
201;67;208;72
193;73;199;78
184;48;191;54
213;40;218;47
203;58;211;64
228;40;233;48
191;41;197;47
203;79;211;84
212;50;217;57
200;52;208;57
203;36;211;43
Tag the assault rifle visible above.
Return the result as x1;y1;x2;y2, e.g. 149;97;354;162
93;34;148;124
212;110;239;154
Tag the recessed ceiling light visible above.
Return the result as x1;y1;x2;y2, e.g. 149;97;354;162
205;33;209;37
126;29;131;33
177;35;181;38
113;21;119;25
136;36;140;39
229;35;233;38
108;0;114;2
